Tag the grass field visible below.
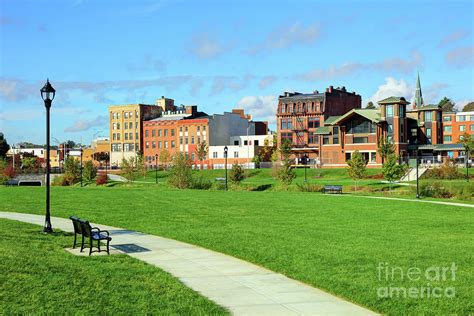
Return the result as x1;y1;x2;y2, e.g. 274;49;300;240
1;186;473;314
0;218;226;314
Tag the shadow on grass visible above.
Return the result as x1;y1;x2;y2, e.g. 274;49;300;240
250;184;273;191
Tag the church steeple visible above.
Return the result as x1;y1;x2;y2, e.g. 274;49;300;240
413;72;423;109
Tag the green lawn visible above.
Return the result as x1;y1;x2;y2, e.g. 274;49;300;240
1;186;473;314
0;219;226;315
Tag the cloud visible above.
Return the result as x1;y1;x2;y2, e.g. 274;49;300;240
191;33;227;59
236;95;277;125
209;75;253;96
0;17;14;25
438;29;470;47
258;76;277;89
369;77;413;104
295;51;423;82
445;46;474;67
423;82;449;104
0;108;43;121
64;115;108;133
127;55;166;73
248;22;320;55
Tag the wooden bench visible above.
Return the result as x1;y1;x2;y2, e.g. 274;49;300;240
323;185;343;194
69;216;112;256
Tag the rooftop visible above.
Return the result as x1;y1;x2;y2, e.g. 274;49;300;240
377;96;410;105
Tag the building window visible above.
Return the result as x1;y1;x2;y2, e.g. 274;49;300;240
124;112;128;118
113;133;116;141
460;125;466;132
213;152;218;158
280;118;293;130
124;143;129;151
370;152;376;162
345;152;351;161
234;151;239;158
470;125;474;131
136;132;138;140
158;129;162;137
387;124;393;134
197;126;200;132
152;141;156;149
185;138;188;145
145;130;149;137
308;117;320;129
444;125;452;133
135;122;138;129
171;129;175;136
145;142;149;149
333;127;339;144
124;122;128;129
424;111;432;122
180;137;183;145
117;134;120;140
117;123;120;130
164;129;168;137
191;137;195;144
152;130;156;137
113;113;116;119
386;105;393;117
191;153;195;160
180;127;183;132
255;140;259;146
346;118;376;134
309;134;318;144
323;136;330;144
203;126;206;131
171;140;175;148
158;141;162;148
185;126;188;132
443;116;452;122
281;132;292;143
444;135;452;142
124;133;128;140
129;132;132;140
165;141;168;148
457;115;466;122
354;137;368;143
399;105;405;117
113;123;116;130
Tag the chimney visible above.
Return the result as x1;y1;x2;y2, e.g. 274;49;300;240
329;86;333;92
326;87;329;93
185;105;197;116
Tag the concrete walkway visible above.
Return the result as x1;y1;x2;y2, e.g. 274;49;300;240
0;211;377;316
338;194;474;208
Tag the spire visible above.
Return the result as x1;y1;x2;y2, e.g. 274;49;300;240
413;71;423;109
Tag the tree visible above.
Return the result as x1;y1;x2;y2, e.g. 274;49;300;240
346;151;367;191
366;101;376;109
438;97;455;112
120;157;138;183
458;133;474;156
278;139;296;186
82;160;97;182
229;163;245;185
0;133;10;158
382;154;405;192
258;137;276;162
0;158;9;184
159;150;171;170
64;156;80;185
196;141;207;170
136;152;146;178
93;152;109;168
21;156;38;172
378;136;395;164
168;152;193;189
65;140;76;150
462;102;474;112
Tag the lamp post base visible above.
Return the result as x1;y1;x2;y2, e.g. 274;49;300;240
43;226;53;233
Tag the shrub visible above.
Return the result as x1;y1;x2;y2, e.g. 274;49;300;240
63;156;80;185
96;173;108;186
422;160;463;180
191;175;212;190
229;163;245;184
3;164;16;179
296;183;323;192
168;152;193;189
419;181;453;198
82;161;97;182
52;175;66;186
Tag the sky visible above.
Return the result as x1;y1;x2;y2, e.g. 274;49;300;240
0;0;473;146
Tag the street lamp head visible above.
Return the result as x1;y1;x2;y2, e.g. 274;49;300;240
41;79;56;103
224;146;228;158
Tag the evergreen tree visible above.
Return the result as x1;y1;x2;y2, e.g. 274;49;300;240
366;101;376;109
229;163;245;184
346;150;367;190
438;97;455;112
0;133;10;158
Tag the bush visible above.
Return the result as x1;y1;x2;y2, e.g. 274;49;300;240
229;163;245;184
63;156;80;185
96;173;108;186
296;183;323;192
82;161;97;182
422;160;463;180
3;165;16;179
191;176;212;190
419;181;453;198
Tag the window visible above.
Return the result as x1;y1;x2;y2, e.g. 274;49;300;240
158;129;162;137
203;126;206;131
309;134;318;144
444;135;452;142
113;113;116;119
145;130;149;137
280;104;286;113
399;105;405;117
370;152;376;162
125;133;128;140
471;125;474;131
117;133;120;140
191;153;195;160
113;123;116;130
185;138;188;145
180;127;183;132
185;127;188;132
191;137;195;144
386;105;393;117
164;129;168;137
424;111;432;122
280;118;293;130
129;112;132;118
180;137;183;145
353;137;368;143
112;144;120;152
158;141;162;148
213;152;218;158
171;129;175;136
308;117;320;129
444;125;452;132
197;126;200;132
345;118;376;134
254;140;259;146
113;133;116;141
234;151;239;158
124;143;130;152
333;127;339;144
152;130;156;137
345;153;351;161
145;142;149;149
117;123;120;130
470;116;474;121
164;141;168;148
281;132;292;143
387;124;393;134
171;141;175;148
135;111;138;118
136;132;138;140
124;112;128;118
323;136;330;144
443;116;452;122
152;141;156;149
129;132;132;140
457;115;466;122
460;125;466;132
117;113;120;119
234;140;239;145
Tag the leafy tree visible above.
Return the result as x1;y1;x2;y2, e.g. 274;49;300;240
438;97;455;112
278;139;296;186
258;137;276;162
21;157;38;172
346;150;367;190
0;133;10;158
378;136;395;164
65;140;76;150
382;154;405;192
159;150;171;170
136;153;146;178
462;102;474;112
82;160;97;182
196;141;207;170
64;156;80;185
458;133;474;156
252;155;262;168
0;158;9;184
229;163;245;184
168;152;192;189
93;152;110;168
120;157;138;183
366;101;376;109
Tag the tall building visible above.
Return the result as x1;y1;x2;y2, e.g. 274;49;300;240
276;86;362;163
109;101;164;166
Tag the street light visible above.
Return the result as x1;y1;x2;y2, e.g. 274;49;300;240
224;146;228;191
155;154;158;184
466;145;470;182
415;140;420;199
80;147;83;187
41;79;55;233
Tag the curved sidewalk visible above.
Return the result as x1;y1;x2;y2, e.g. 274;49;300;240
0;211;377;316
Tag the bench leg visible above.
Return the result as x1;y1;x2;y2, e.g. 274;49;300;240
89;238;93;256
107;239;110;255
80;235;85;253
98;239;101;253
73;233;77;249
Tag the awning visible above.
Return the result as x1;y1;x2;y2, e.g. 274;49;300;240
314;127;331;135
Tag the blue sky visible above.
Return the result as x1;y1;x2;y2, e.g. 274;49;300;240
1;0;473;145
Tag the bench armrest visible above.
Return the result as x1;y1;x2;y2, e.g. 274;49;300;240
91;227;110;236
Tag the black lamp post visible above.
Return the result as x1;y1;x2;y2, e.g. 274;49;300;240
80;147;83;187
41;79;55;233
466;145;470;182
155;154;158;184
415;140;420;199
224;146;228;191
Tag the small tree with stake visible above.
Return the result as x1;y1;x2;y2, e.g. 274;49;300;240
278;139;296;186
382;154;405;192
378;136;395;164
196;141;207;170
347;150;366;191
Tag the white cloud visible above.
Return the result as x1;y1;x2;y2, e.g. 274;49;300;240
258;76;277;89
236;95;277;125
369;77;413;104
64;115;108;133
445;46;474;67
438;29;470;47
191;33;227;59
